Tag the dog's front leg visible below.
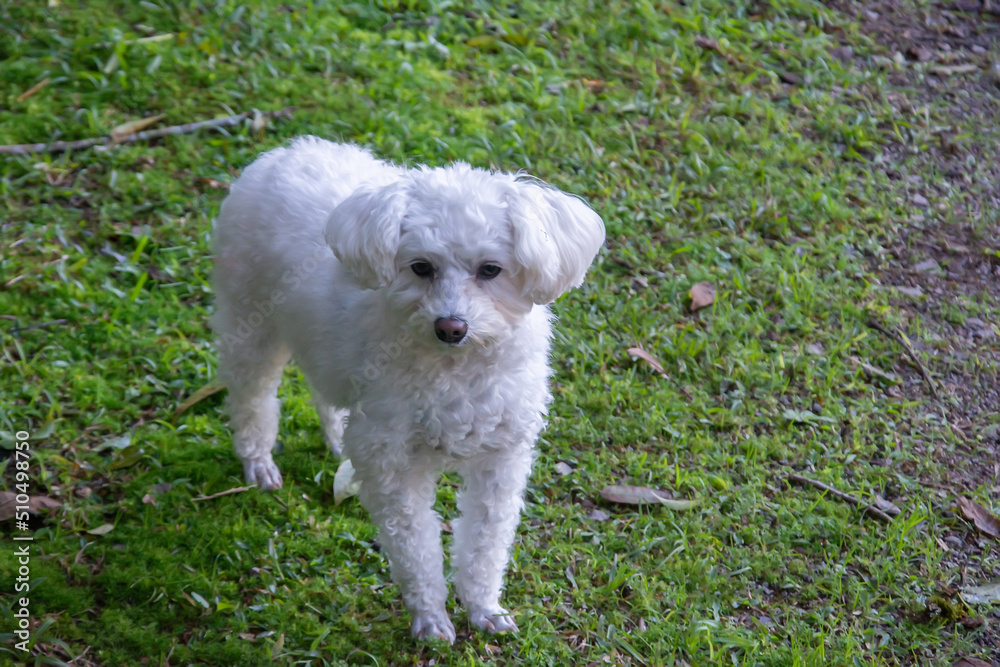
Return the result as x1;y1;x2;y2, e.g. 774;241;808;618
452;448;533;634
354;459;455;643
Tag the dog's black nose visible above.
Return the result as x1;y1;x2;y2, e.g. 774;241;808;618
435;317;468;344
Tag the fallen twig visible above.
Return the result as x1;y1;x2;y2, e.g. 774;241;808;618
8;319;69;335
0;107;295;156
938;1;1000;16
608;256;638;271
787;473;895;524
867;320;940;398
69;645;92;664
191;484;256;502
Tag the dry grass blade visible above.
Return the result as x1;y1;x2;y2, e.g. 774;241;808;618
866;320;939;397
16;77;50;102
173;378;226;421
110;114;167;143
86;523;115;535
626;346;666;376
191;485;256;502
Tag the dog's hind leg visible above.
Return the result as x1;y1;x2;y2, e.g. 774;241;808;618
452;448;533;634
216;321;290;491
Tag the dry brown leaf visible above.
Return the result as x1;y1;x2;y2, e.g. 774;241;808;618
953;657;993;667
554;461;574;476
872;495;901;516
0;491;62;521
906;45;934;62
109;114;167;143
195;176;229;189
779;71;803;85
956;496;1000;539
580;78;606;92
600;485;698;510
694;35;721;52
960;580;1000;604
626;346;666;376
602;485;670;504
250;109;267;137
271;632;285;660
86;523;115;535
689;281;716;311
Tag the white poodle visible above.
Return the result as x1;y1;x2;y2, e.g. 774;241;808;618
211;137;604;642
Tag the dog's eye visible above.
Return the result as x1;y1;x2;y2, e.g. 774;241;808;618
477;264;502;280
411;261;435;278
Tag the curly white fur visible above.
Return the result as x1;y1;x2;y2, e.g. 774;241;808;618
211;137;604;642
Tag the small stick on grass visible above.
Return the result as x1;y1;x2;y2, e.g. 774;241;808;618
608;256;638;271
787;473;895;524
0;107;295;155
937;1;1000;16
8;319;69;335
191;484;256;502
69;645;91;664
867;320;940;398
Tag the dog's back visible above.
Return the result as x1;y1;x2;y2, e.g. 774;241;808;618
212;138;400;314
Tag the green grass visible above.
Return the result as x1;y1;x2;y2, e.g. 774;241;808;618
1;0;997;665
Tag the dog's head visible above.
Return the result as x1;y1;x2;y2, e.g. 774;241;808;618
326;164;605;348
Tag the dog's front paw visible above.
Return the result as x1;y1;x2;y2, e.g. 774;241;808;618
411;611;456;644
469;607;517;634
242;457;283;490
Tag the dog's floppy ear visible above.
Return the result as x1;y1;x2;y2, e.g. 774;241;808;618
325;182;408;289
506;179;606;304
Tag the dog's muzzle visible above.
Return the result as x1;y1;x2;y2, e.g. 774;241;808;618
434;317;468;344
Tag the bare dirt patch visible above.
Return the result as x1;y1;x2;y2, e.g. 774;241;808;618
829;0;1000;493
824;2;1000;653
